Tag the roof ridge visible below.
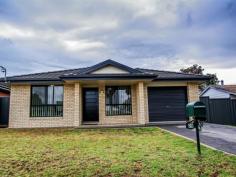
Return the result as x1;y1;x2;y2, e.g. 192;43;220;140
78;59;141;75
7;67;88;78
136;67;206;76
5;61;211;82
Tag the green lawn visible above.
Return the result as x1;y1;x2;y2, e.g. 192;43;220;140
0;127;235;177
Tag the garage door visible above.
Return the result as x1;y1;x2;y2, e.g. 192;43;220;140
148;87;187;122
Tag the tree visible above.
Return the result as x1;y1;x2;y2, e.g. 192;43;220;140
205;73;219;86
180;64;204;75
180;65;219;87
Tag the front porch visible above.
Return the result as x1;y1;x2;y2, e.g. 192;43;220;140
70;80;148;126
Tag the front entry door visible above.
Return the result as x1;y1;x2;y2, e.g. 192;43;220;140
83;88;99;122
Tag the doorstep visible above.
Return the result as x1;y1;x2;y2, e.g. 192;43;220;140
77;121;186;129
0;125;8;128
148;121;186;126
77;124;146;129
82;121;99;125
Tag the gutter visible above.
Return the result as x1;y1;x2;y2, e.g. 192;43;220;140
60;74;157;80
8;80;63;84
153;77;211;81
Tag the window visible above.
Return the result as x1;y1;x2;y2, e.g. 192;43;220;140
105;86;132;116
31;86;63;117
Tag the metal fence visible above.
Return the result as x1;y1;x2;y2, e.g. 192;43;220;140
30;105;63;117
0;97;10;127
200;97;236;125
106;104;132;116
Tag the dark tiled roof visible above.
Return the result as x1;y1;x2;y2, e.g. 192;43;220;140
213;85;236;94
5;67;89;81
136;68;210;80
60;59;154;80
223;85;236;93
4;59;210;82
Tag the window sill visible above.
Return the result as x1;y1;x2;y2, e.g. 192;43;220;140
29;116;63;120
105;115;133;118
105;115;132;117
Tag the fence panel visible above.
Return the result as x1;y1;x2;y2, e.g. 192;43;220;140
200;97;211;122
231;100;236;125
200;97;236;125
0;97;10;126
210;99;232;125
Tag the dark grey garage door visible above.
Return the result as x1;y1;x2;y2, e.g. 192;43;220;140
148;87;187;122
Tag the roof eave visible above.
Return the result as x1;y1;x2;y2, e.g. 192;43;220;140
153;77;210;81
8;79;63;84
200;86;211;96
61;74;156;80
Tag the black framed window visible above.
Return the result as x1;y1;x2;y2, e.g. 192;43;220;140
31;85;63;117
105;86;132;116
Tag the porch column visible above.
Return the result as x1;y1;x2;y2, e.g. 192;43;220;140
98;82;105;124
136;81;146;124
187;83;199;102
74;82;81;126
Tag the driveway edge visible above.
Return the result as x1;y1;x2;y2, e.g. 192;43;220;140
157;127;236;157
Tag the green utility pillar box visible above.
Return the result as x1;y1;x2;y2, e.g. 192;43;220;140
186;101;207;121
186;101;207;155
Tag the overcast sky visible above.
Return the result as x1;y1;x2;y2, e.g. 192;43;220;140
0;0;235;84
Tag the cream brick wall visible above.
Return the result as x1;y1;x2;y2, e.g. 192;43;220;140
91;66;129;74
9;85;31;128
187;83;200;102
144;84;149;124
9;84;75;128
136;82;145;124
74;82;81;126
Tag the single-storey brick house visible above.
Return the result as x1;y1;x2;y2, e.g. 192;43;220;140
6;59;209;128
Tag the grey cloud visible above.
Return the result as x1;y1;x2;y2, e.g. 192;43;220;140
0;0;236;77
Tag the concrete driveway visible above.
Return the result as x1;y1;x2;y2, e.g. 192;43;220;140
158;123;236;155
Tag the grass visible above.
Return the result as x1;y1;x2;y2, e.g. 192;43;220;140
0;127;236;177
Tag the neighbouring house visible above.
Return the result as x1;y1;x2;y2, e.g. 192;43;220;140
200;85;236;99
0;82;10;126
5;59;210;128
200;85;236;125
0;82;10;97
